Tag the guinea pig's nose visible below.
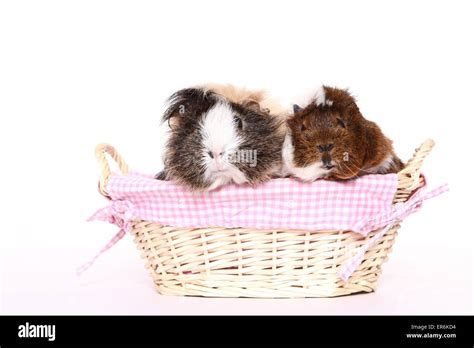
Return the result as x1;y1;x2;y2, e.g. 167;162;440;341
317;144;334;153
322;155;334;169
208;151;225;159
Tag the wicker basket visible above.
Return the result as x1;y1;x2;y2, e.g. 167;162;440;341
94;139;434;298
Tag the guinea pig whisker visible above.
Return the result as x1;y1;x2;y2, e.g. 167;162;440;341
345;160;361;173
339;161;360;179
342;158;364;172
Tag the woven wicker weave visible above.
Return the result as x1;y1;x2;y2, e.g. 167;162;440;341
94;139;434;298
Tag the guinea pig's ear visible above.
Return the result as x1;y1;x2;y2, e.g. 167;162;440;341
336;117;347;128
162;88;216;129
288;114;307;132
242;99;272;115
293;104;303;114
242;99;263;113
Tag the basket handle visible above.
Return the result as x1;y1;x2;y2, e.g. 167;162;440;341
396;139;435;192
94;140;434;196
95;143;130;197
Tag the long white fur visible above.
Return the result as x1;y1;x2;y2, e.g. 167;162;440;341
281;132;331;181
292;85;328;109
365;154;394;174
199;101;247;189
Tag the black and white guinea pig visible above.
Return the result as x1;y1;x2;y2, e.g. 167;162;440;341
156;85;286;191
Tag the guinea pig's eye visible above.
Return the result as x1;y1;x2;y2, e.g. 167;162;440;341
337;118;347;128
300;123;307;132
234;115;244;130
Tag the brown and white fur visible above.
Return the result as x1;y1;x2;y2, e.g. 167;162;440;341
283;86;404;181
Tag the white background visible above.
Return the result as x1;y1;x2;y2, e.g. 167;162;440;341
0;0;472;314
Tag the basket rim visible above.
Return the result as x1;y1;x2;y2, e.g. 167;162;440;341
94;139;435;204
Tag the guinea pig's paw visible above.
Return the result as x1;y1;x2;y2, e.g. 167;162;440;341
154;171;167;180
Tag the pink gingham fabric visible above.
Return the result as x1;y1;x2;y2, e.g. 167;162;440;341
82;172;448;280
96;172;400;232
338;182;449;281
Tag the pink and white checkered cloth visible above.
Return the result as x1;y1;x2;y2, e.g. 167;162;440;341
81;172;448;281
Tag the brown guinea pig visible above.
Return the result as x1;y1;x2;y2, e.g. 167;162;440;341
283;86;404;181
